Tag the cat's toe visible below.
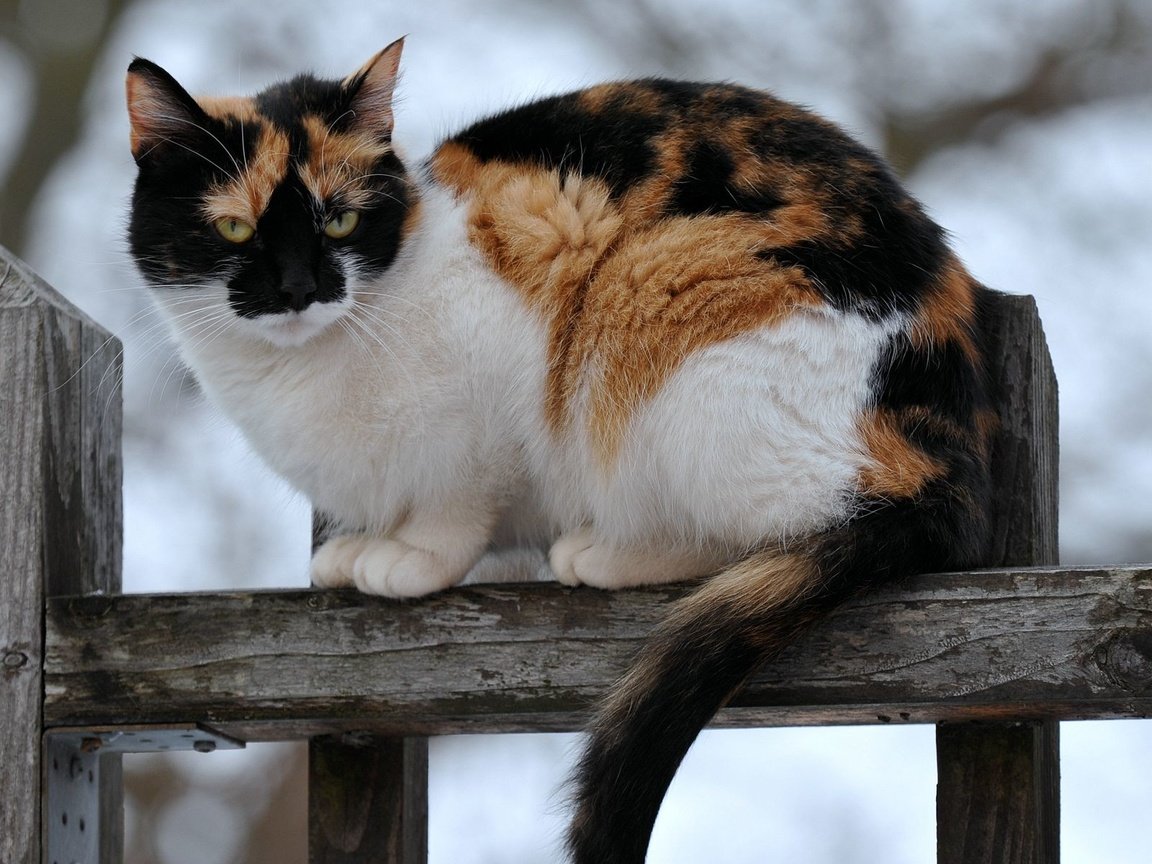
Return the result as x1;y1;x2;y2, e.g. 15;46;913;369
566;544;635;589
311;535;370;588
352;538;462;598
548;529;597;587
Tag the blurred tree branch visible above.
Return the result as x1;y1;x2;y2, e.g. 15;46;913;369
0;0;132;256
534;0;1152;177
881;1;1152;175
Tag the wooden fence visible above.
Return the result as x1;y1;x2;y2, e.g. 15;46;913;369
3;241;1150;863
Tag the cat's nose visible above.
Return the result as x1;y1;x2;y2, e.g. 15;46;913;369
279;277;317;312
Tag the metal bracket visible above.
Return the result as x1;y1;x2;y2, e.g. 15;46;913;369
44;723;244;864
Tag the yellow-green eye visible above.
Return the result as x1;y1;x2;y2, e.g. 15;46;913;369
214;216;255;244
324;211;360;239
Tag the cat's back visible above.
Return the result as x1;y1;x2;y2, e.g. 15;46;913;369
431;78;874;216
424;79;989;547
426;77;977;364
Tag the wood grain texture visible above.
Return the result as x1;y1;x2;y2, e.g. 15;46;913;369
0;247;122;864
309;736;428;864
936;291;1061;864
938;722;1060;864
41;564;1152;741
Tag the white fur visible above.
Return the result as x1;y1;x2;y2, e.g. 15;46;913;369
153;180;899;596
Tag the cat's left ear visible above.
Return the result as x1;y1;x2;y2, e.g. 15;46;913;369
341;37;404;140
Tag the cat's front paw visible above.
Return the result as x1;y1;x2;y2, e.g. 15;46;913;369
311;534;370;588
311;534;466;598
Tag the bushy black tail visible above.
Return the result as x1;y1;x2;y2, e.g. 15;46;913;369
565;480;990;864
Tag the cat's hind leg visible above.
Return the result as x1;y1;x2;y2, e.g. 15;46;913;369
549;528;729;589
311;501;497;598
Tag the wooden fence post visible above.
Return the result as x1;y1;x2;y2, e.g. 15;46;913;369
936;293;1060;863
308;516;429;864
0;247;123;863
309;735;429;864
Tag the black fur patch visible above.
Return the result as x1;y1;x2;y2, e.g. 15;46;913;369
758;190;948;320
130;70;411;314
449;90;668;197
873;334;985;428
668;140;785;216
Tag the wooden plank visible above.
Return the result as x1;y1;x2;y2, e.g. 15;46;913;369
936;292;1061;863
0;247;122;864
309;736;428;863
41;563;1152;740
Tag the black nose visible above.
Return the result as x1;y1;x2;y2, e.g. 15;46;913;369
279;277;317;312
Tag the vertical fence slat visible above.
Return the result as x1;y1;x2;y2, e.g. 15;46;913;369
309;735;429;864
936;292;1060;864
309;514;429;864
0;247;123;863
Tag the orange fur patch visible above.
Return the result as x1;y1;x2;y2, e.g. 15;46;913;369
910;258;980;361
685;551;817;623
577;82;664;117
431;142;827;465
857;408;948;499
201;122;290;226
582;217;823;462
297;114;396;209
198;95;260;124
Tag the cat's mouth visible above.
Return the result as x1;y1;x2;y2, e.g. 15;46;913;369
244;302;348;349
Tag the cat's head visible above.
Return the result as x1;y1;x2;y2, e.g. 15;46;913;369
126;39;410;348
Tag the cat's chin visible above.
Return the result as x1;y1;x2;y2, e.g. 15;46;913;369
238;303;348;348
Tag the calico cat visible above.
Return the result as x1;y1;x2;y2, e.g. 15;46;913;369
126;37;993;864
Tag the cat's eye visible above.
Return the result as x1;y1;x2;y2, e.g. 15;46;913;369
214;216;255;244
324;211;360;239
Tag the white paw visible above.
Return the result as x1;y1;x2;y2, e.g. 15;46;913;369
549;529;631;590
312;534;464;597
352;538;463;598
550;531;726;589
548;529;595;586
311;534;371;588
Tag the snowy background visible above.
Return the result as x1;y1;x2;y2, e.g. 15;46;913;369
2;0;1150;861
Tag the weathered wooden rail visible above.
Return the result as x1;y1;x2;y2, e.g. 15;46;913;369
5;238;1143;864
40;565;1152;741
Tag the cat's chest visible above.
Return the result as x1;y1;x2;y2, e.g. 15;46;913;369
190;339;427;505
192;317;533;527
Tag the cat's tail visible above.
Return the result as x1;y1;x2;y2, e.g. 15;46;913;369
565;482;990;864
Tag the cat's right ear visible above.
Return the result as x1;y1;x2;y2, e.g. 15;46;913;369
340;37;405;141
126;58;209;163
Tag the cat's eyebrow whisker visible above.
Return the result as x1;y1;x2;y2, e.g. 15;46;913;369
139;134;232;176
325;110;356;135
151;111;244;178
351;186;404;206
318;113;350;184
356;172;405;183
240;110;249;178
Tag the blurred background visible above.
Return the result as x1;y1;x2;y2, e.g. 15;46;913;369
2;0;1150;861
